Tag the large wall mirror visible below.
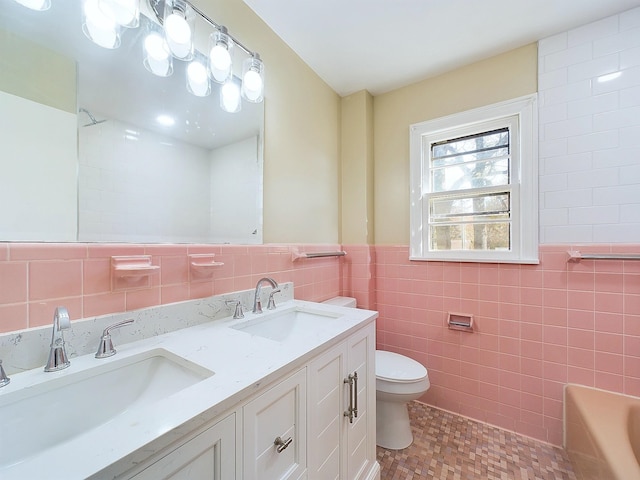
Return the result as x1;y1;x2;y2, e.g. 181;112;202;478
0;1;264;244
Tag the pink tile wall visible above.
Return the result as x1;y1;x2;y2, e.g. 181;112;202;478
374;243;640;446
0;243;344;333
3;240;638;447
341;244;376;309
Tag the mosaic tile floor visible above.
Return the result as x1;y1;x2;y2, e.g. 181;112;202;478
376;401;577;480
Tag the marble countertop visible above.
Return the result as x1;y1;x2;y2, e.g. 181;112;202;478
0;299;377;480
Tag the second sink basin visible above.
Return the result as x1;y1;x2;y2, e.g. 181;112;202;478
0;348;213;469
232;307;343;342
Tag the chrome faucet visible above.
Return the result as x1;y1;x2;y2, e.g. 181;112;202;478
95;319;135;358
226;299;245;319
0;360;9;387
44;307;71;372
252;277;280;314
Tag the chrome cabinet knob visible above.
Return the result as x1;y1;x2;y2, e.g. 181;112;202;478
274;436;293;453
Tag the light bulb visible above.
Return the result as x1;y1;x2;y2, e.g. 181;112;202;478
221;80;241;113
98;0;139;28
187;61;210;97
145;33;169;60
243;69;263;101
15;0;51;10
165;12;191;45
209;44;231;77
143;32;172;77
208;28;234;84
83;0;120;49
241;55;264;103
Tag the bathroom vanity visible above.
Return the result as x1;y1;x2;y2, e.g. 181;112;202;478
0;298;379;480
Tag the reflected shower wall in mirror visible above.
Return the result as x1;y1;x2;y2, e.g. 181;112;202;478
0;1;264;244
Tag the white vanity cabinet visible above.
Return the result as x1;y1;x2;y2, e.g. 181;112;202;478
307;322;377;480
117;318;376;480
129;413;236;480
123;368;308;480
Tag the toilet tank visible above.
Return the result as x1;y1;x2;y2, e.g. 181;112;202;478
322;296;357;308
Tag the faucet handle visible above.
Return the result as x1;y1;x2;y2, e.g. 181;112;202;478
267;288;281;310
0;360;9;387
55;307;71;330
225;300;244;319
95;319;134;359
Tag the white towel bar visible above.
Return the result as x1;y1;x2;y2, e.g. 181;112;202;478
567;250;640;262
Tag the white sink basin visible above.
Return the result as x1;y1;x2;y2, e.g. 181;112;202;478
0;348;213;468
232;307;343;342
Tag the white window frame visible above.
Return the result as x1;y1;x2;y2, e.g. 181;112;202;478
409;94;539;264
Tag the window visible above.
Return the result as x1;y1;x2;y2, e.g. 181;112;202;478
410;95;538;263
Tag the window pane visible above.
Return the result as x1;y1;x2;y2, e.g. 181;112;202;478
431;148;509;168
428;127;512;255
430;222;511;251
432;128;509;161
430;192;510;222
431;157;509;192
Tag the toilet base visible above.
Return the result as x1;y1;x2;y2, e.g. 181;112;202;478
376;397;413;450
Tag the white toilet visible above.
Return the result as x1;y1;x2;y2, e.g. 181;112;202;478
321;296;430;450
375;350;429;449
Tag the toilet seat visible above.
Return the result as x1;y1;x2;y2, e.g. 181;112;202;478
376;350;427;383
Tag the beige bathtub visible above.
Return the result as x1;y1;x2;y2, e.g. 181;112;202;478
564;384;640;479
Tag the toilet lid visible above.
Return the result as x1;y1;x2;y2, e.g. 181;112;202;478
375;350;427;382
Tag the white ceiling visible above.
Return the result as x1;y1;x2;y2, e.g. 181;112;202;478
242;0;640;96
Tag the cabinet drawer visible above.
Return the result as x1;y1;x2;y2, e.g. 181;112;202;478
243;368;307;480
130;413;236;480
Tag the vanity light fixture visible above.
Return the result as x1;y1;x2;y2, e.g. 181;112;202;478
82;0;122;49
187;56;211;97
15;0;265;112
162;0;194;60
98;0;140;29
208;26;233;83
143;26;173;77
220;76;242;113
242;53;265;103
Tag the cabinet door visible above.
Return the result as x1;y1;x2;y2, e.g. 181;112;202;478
130;413;236;480
307;322;377;480
345;323;376;480
307;342;346;480
243;368;307;480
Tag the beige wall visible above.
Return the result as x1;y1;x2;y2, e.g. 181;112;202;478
340;90;374;245
196;0;341;244
373;43;538;245
0;29;76;113
198;4;537;247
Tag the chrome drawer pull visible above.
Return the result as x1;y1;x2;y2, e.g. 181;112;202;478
353;371;358;418
344;372;358;423
274;436;293;453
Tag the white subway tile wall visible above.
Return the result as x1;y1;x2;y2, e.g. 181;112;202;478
538;6;640;244
78;117;212;243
